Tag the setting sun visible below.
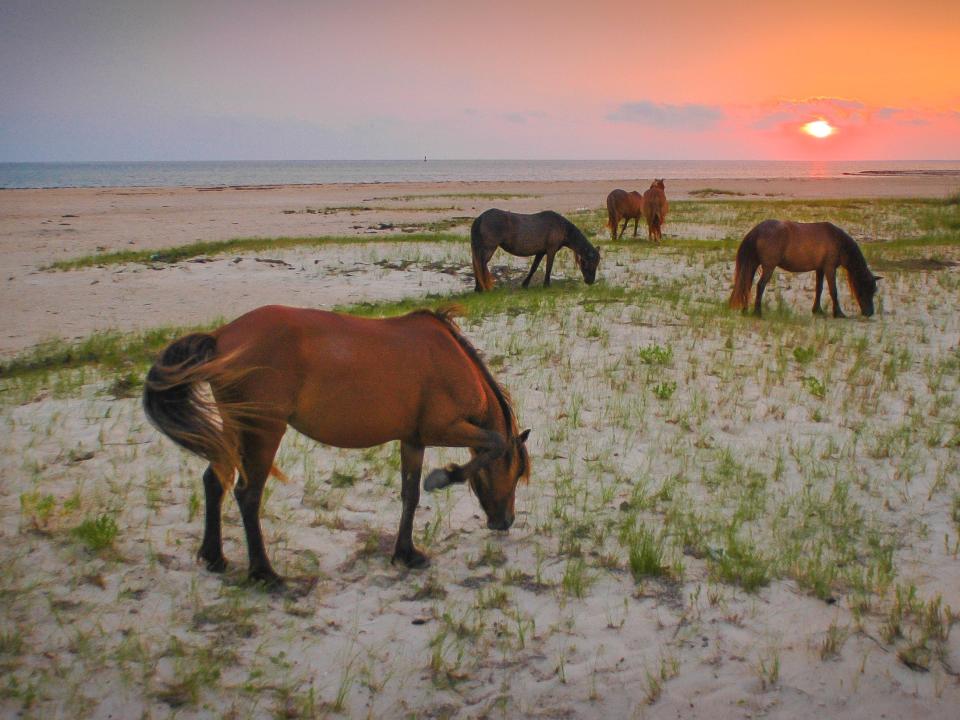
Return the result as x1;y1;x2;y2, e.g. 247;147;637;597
802;119;835;139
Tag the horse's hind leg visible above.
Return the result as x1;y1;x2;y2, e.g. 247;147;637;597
521;253;545;288
618;219;627;240
812;270;825;315
472;245;495;292
826;268;845;318
632;218;639;237
234;427;286;588
198;464;230;572
393;442;428;568
754;266;774;316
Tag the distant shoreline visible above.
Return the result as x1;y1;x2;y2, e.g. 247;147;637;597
3;159;960;189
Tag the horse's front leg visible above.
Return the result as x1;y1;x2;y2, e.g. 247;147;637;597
826;268;845;318
198;465;229;572
543;250;556;287
632;217;639;237
423;423;507;486
521;253;545;288
393;442;428;568
812;270;825;315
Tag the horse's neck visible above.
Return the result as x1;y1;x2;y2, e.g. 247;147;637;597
838;237;866;274
564;226;591;254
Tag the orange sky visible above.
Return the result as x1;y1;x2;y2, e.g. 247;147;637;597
1;0;957;159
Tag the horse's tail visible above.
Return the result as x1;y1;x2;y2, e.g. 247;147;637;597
143;334;273;489
651;211;662;233
729;226;761;310
470;216;493;291
605;196;617;237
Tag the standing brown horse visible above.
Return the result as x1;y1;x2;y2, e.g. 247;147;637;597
471;209;600;292
642;179;669;243
606;189;645;240
729;220;881;317
143;305;531;588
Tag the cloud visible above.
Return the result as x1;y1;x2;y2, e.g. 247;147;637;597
748;97;928;131
503;110;547;125
607;101;724;131
875;107;902;119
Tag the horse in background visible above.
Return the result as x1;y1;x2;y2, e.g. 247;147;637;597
729;220;881;317
143;305;531;588
642;179;669;243
606;189;645;240
471;209;601;292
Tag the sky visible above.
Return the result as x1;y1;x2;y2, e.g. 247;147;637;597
1;0;958;161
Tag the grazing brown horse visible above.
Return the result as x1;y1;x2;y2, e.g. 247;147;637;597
471;209;600;292
143;305;531;588
729;220;881;317
606;189;645;240
642;179;669;243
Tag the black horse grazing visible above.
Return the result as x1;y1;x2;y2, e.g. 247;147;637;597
729;220;881;318
471;209;601;292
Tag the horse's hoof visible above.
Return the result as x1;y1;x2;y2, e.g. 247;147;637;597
204;556;228;573
393;548;430;569
423;468;448;491
248;571;286;592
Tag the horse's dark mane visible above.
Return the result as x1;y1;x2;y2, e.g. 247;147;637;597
559;217;597;258
828;224;874;301
410;308;518;438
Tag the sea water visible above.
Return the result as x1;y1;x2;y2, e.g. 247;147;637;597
1;159;958;189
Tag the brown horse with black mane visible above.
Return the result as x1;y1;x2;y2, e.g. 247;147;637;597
729;220;881;317
471;209;600;292
606;189;645;240
143;305;530;588
642;179;669;243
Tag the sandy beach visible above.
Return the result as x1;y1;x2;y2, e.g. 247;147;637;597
1;174;957;356
2;175;959;719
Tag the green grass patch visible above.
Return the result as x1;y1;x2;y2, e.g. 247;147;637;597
689;188;748;197
0;323;219;380
376;192;538;201
71;514;119;552
44;232;465;271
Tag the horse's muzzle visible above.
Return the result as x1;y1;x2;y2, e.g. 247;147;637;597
487;515;514;531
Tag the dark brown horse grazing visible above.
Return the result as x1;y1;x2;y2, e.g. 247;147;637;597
729;220;881;317
143;305;531;588
606;189;645;240
642;179;669;243
471;209;600;292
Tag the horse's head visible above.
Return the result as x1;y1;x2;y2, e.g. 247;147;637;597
424;428;531;531
652;178;665;191
853;273;882;317
473;428;531;530
575;246;601;285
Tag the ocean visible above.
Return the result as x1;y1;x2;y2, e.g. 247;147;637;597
1;159;958;189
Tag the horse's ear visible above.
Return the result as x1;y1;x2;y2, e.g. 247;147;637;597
518;428;531;444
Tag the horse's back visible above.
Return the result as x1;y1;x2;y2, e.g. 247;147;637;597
608;189;643;216
214;307;487;447
751;220;843;271
475;208;566;256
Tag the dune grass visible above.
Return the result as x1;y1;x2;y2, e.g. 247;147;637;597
43;232;465;271
4;196;960;714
